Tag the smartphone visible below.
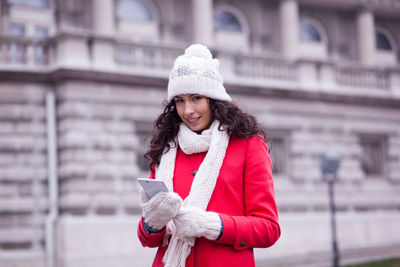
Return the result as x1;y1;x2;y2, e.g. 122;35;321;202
137;178;169;198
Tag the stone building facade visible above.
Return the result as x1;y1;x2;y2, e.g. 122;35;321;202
0;0;400;266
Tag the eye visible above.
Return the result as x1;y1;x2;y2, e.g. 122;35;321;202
174;98;184;103
192;95;202;101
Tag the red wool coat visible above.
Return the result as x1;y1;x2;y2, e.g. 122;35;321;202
137;136;281;267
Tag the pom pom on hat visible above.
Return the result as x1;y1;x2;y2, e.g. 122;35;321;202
167;44;231;102
184;44;212;60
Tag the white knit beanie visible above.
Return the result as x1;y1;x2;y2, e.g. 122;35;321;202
167;44;232;102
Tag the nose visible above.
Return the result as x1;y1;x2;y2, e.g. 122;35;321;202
183;102;194;116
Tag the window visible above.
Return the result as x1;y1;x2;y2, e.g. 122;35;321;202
135;121;153;172
360;135;386;177
300;21;321;42
116;0;153;22
35;26;48;37
298;18;328;59
376;32;392;51
269;137;288;175
214;11;242;32
8;0;49;8
115;0;158;39
34;26;49;65
9;23;26;64
374;28;397;65
214;7;248;50
267;131;290;176
9;23;25;36
137;131;151;171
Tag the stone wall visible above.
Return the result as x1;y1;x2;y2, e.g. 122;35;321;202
0;83;48;266
1;0;400;266
0;80;165;267
55;81;163;267
1;80;400;267
241;94;400;265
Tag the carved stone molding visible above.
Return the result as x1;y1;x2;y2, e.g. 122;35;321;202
299;0;400;14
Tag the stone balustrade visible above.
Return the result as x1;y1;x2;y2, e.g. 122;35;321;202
335;65;390;89
232;53;298;81
0;34;51;67
114;42;181;70
1;33;399;99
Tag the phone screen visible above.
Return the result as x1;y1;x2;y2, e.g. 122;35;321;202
137;178;169;198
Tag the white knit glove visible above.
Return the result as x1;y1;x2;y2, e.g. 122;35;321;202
141;190;182;231
173;206;222;241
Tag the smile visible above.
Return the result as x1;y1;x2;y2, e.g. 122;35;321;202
186;117;200;125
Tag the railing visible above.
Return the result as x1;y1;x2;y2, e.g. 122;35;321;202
233;54;298;81
0;35;51;67
114;42;181;71
229;52;394;91
335;65;390;89
0;33;398;97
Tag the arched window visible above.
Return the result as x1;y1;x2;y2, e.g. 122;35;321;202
214;11;242;32
298;18;327;59
376;32;392;51
116;0;153;22
300;21;321;42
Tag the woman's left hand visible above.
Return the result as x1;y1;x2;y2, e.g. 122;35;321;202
173;206;222;240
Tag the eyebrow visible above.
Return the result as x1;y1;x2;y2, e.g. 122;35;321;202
174;94;200;99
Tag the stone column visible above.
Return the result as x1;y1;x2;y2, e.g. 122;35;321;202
92;0;115;35
356;8;375;65
1;0;11;34
279;0;299;59
192;0;214;46
91;0;115;70
161;1;175;42
0;0;2;33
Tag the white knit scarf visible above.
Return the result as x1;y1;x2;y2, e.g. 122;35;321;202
155;120;230;267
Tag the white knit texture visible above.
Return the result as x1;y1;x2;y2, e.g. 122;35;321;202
177;123;211;154
154;120;230;267
140;191;182;230
167;44;231;102
174;207;221;241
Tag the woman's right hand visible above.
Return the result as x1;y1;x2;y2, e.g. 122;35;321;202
140;190;182;231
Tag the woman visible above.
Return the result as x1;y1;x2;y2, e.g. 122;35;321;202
137;44;280;267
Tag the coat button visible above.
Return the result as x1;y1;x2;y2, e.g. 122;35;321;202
192;170;197;176
239;241;246;247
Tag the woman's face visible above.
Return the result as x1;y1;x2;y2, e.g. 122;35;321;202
173;94;213;133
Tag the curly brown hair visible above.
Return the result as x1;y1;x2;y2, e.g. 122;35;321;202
144;98;267;170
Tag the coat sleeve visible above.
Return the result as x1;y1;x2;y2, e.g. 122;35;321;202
214;136;281;250
137;216;167;247
136;168;167;248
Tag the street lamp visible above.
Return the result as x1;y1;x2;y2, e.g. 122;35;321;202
321;151;341;267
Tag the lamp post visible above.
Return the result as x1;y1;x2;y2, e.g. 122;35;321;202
321;151;341;267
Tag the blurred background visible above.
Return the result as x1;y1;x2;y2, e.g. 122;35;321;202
0;0;400;266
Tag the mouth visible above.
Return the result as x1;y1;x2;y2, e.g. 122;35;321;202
186;117;200;126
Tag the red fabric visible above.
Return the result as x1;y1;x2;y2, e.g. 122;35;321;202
137;136;281;267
